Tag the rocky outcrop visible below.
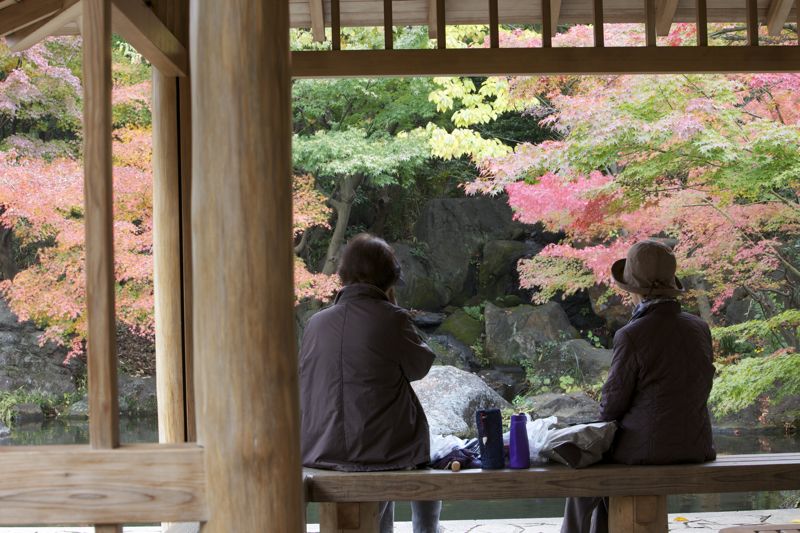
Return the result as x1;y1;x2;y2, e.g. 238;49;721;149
0;298;76;397
10;402;44;423
484;302;579;366
589;285;631;331
478;367;528;402
477;240;542;301
516;391;602;426
427;333;477;371
413;365;511;438
393;243;450;311
412;197;528;307
436;309;483;348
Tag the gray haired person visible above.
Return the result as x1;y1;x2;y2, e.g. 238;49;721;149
300;233;442;533
561;240;716;533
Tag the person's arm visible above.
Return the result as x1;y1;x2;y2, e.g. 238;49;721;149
600;329;639;422
392;308;436;381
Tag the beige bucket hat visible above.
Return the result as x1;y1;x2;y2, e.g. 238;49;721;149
611;240;685;297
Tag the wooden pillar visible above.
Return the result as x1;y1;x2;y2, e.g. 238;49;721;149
190;0;302;531
151;0;192;446
152;70;185;445
83;0;121;532
320;503;380;533
609;495;668;533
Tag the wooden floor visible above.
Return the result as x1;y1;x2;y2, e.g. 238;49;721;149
1;510;799;533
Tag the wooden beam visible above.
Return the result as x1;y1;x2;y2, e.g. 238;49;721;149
593;0;604;46
153;71;186;445
746;0;760;44
0;0;61;37
384;0;393;49
655;0;679;35
489;0;499;47
292;46;800;78
437;0;446;48
332;0;341;49
551;0;562;34
0;444;207;525
110;0;188;77
428;0;437;38
542;0;553;46
696;0;709;45
7;0;81;51
191;0;303;531
645;0;658;45
320;502;380;533
766;0;794;34
310;0;325;42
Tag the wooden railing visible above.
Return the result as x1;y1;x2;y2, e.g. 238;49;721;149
291;0;800;77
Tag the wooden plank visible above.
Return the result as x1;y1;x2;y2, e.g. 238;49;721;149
310;0;325;41
320;502;380;533
384;0;393;49
646;0;658;45
427;0;437;38
747;0;760;44
292;46;800;77
594;0;604;46
0;444;207;525
766;0;793;34
191;0;303;531
93;526;121;533
696;0;708;44
332;0;341;49
0;0;61;36
153;71;186;445
437;0;446;48
7;0;81;51
609;495;668;533
110;0;188;77
489;0;499;47
304;453;800;502
542;0;553;46
551;0;562;34
655;0;679;34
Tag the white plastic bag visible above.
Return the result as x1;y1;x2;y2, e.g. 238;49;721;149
429;434;466;462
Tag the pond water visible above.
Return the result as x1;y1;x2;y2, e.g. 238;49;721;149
2;419;798;522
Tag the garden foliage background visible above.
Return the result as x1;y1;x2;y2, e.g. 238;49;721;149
1;22;799;422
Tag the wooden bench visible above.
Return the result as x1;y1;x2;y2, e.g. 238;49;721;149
304;453;800;533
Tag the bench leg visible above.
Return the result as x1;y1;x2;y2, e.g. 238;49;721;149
319;502;380;533
608;495;667;533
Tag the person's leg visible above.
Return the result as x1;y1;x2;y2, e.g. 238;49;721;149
410;500;442;533
589;497;609;533
561;496;603;533
378;501;395;533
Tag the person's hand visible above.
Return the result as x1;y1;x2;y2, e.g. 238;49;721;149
386;286;397;305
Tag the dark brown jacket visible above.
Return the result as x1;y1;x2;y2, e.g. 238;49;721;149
601;300;716;465
300;283;435;471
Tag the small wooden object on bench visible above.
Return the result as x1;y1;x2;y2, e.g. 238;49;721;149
304;453;800;533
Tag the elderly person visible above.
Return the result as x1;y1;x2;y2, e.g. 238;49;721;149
300;233;441;533
561;240;716;533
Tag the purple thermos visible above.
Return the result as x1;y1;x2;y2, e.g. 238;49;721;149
508;413;531;469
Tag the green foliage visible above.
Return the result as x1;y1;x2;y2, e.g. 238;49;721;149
462;303;485;322
712;309;800;354
0;388;82;426
112;101;151;129
709;351;800;417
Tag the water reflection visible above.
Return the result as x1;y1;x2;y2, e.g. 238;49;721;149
0;416;158;446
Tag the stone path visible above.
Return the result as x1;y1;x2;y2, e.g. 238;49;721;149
2;510;799;533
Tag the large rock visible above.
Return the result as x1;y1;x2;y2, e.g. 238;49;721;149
478;367;528;402
436;309;483;348
477;240;542;301
427;333;476;371
589;285;631;331
10;402;44;424
412;366;511;438
0;298;76;397
118;375;157;415
393;243;450;311
516;392;602;426
484;302;579;366
559;339;614;384
521;339;612;391
414;197;528;307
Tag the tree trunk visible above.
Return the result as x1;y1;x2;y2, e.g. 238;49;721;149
322;174;364;275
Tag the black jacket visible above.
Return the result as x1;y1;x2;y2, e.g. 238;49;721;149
601;300;716;464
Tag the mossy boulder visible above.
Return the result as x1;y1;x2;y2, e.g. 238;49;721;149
436;309;483;347
478;240;541;300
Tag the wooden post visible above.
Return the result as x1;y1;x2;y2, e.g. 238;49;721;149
437;0;446;48
542;0;553;46
747;0;760;45
191;0;303;531
645;0;657;45
696;0;708;45
594;0;605;46
384;0;393;49
489;0;499;48
332;0;341;50
609;496;668;533
153;70;185;445
83;0;121;532
319;503;380;533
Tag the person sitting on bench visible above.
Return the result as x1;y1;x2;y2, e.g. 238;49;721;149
299;233;441;533
562;240;716;533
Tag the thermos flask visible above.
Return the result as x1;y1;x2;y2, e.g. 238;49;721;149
508;413;531;469
475;408;504;469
